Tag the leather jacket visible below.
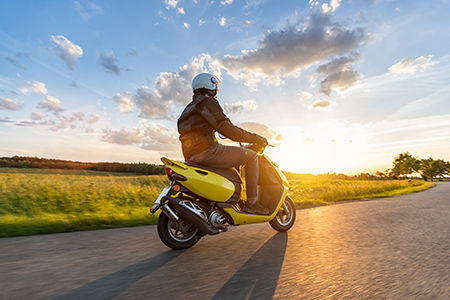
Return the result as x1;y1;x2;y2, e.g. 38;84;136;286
177;93;265;160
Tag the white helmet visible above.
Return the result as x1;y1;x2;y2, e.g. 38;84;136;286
192;73;220;96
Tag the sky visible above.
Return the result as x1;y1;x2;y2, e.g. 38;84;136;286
1;0;449;175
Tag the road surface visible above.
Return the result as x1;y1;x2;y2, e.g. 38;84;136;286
1;182;449;299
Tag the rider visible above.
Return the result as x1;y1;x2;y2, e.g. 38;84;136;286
177;73;269;215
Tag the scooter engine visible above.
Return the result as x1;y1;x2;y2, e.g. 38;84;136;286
209;210;230;230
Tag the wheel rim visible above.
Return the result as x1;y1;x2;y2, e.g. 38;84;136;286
276;201;293;226
168;218;198;242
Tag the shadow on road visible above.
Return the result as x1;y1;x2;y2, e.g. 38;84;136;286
51;250;184;300
212;232;288;300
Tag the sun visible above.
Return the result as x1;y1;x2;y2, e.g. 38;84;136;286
268;127;367;175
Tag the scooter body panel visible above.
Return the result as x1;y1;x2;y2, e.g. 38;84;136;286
224;186;289;225
161;157;235;202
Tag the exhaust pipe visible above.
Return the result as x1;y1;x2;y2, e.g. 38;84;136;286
167;198;220;235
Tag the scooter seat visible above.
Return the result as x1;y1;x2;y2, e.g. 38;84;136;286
184;162;242;184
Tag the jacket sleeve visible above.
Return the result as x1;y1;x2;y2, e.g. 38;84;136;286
198;96;264;143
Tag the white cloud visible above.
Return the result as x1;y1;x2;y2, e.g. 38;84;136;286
38;95;63;113
97;50;121;75
87;114;100;124
73;0;103;21
219;8;370;89
322;0;341;14
19;80;48;95
102;128;143;145
164;0;185;15
219;17;227;27
165;0;178;9
239;121;284;141
101;123;178;151
133;53;220;118
184;22;190;29
0;97;22;111
308;99;337;111
298;91;313;101
388;55;439;75
221;0;233;6
113;91;134;113
199;19;206;26
224;100;258;114
51;35;83;70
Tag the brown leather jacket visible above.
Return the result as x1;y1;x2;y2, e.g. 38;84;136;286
177;93;265;160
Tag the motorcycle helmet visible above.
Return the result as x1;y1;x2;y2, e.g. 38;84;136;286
192;73;220;97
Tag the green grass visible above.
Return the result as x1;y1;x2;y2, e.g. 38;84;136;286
0;170;169;237
289;179;435;209
0;168;434;237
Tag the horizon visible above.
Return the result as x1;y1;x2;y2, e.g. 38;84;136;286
1;0;450;175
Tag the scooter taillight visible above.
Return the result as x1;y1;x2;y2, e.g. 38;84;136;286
165;167;174;176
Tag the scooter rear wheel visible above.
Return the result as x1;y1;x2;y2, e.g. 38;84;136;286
157;213;201;250
269;196;296;232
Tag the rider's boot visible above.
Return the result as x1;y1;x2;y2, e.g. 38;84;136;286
242;200;269;215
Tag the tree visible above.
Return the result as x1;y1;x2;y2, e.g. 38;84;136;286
391;152;421;179
420;158;437;181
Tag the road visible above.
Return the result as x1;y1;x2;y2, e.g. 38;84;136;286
1;182;450;300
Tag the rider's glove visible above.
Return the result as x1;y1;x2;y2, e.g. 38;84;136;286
254;134;268;146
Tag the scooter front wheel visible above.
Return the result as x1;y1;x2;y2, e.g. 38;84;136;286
269;196;296;232
157;213;201;250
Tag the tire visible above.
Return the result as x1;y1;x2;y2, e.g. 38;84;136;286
157;212;201;250
269;196;296;232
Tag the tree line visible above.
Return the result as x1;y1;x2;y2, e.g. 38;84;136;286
389;152;450;181
0;156;165;175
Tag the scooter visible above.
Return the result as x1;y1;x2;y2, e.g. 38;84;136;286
149;143;296;249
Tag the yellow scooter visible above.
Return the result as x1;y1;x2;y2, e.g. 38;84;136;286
150;143;296;249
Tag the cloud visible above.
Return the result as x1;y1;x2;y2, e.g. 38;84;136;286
86;114;100;124
38;95;63;113
0;97;22;111
5;57;25;69
298;91;313;100
19;80;48;95
184;22;190;29
31;112;43;120
219;8;370;89
219;17;227;27
101;123;178;151
97;50;121;75
113;91;134;113
164;0;185;15
221;0;234;5
133;53;220;118
73;0;103;20
308;99;337;111
313;54;364;96
224;100;258;114
321;0;341;13
238;121;284;141
388;55;439;75
51;35;83;70
18;80;64;114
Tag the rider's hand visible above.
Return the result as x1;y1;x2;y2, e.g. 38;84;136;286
255;135;268;146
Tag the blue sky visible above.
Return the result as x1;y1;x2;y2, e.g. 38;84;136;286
1;0;449;174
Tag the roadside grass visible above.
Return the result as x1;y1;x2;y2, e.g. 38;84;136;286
289;179;435;208
0;171;169;237
0;168;434;237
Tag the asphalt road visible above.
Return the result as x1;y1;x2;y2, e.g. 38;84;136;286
1;182;450;300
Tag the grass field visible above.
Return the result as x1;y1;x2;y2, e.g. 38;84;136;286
0;168;434;237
